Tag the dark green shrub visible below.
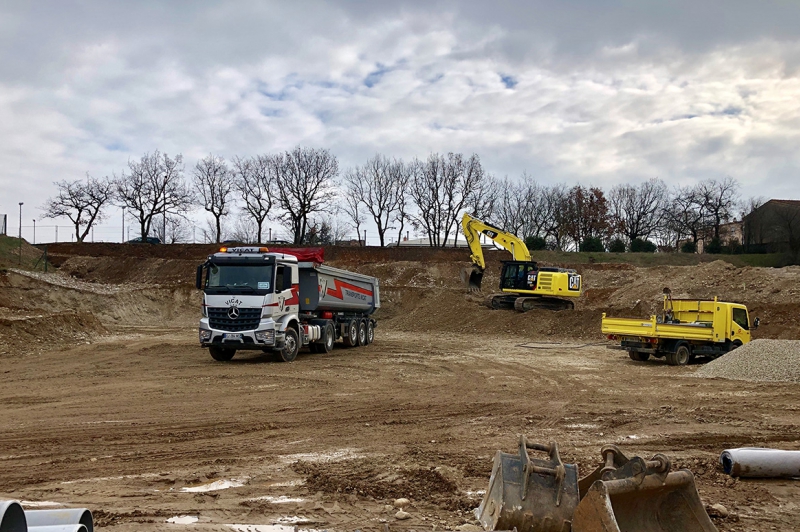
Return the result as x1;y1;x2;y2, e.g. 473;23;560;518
681;241;697;253
705;237;723;254
525;235;547;250
579;236;605;252
630;238;657;253
608;238;626;253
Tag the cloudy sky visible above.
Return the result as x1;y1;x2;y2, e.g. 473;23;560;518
2;0;800;242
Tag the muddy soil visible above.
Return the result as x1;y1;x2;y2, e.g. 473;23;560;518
1;246;799;531
2;332;799;531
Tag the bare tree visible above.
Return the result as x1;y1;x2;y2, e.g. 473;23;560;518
233;155;274;243
561;185;612;250
664;185;707;248
268;147;338;244
194;154;235;243
408;152;490;247
114;151;193;241
41;174;114;242
343;155;411;247
608;178;668;243
697;177;740;240
741;196;767;252
341;192;365;246
153;214;191;243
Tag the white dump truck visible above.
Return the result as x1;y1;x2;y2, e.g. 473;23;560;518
196;246;380;362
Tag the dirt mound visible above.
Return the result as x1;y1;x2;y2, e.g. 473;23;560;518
695;339;800;383
0;310;106;356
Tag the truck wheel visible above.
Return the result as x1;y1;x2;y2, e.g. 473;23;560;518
667;344;691;366
357;320;367;346
321;323;335;353
209;346;236;361
279;328;299;362
366;320;375;345
344;320;359;347
628;350;650;362
728;340;742;352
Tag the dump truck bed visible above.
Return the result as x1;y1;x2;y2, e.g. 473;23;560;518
601;315;717;342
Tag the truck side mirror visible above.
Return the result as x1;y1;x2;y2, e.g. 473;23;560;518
753;317;760;329
196;265;203;289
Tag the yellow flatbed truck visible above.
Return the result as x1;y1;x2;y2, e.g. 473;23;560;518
601;296;758;365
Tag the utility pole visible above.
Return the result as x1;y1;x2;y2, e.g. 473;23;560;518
32;219;35;245
55;226;58;242
18;202;23;264
121;207;125;242
363;229;367;247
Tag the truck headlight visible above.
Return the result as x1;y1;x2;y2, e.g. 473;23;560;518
255;330;275;344
199;328;212;342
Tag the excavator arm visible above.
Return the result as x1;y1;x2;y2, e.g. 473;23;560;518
461;213;532;290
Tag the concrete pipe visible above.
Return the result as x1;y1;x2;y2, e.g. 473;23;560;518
23;510;92;532
720;447;800;478
0;501;27;532
28;526;87;532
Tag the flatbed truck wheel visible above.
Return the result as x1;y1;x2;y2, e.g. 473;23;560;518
628;350;650;362
667;344;691;366
209;346;236;361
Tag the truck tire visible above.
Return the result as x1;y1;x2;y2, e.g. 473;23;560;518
357;319;367;346
628;350;650;362
344;319;359;347
209;346;236;361
366;320;375;345
667;344;691;366
279;328;299;362
321;323;335;353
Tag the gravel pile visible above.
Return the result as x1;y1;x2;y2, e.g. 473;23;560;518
695;339;800;383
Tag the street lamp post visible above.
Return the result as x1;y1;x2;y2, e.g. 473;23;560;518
32;219;36;245
121;207;125;242
18;202;23;264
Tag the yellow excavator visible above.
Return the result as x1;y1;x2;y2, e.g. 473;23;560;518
461;213;582;311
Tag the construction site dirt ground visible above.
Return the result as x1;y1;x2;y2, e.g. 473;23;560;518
1;244;800;532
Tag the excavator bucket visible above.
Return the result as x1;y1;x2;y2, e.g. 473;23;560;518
461;265;483;292
476;435;579;532
573;445;717;532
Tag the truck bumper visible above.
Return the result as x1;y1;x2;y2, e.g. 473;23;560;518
199;317;278;350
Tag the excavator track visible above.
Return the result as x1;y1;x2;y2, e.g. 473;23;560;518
514;296;575;312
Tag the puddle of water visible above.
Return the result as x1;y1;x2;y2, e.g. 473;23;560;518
281;448;362;463
227;525;318;532
20;501;63;507
61;473;161;484
167;516;199;524
269;479;305;487
247;496;306;504
181;478;247;492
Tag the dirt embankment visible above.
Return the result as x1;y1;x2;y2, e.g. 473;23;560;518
3;247;800;355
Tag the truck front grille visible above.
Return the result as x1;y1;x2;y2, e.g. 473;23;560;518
208;307;262;332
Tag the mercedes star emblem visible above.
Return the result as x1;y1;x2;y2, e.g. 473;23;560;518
227;306;240;319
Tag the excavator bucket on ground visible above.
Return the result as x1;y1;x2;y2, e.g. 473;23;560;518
461;265;484;292
476;435;579;532
573;445;717;532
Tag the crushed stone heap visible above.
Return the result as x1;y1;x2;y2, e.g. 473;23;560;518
694;339;800;383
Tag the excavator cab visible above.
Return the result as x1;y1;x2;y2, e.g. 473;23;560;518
500;261;540;291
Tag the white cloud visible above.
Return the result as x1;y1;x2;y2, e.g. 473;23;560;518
1;1;800;242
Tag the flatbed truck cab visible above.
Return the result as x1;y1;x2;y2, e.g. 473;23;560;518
601;296;758;366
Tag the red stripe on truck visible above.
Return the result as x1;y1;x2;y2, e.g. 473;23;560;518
326;279;373;300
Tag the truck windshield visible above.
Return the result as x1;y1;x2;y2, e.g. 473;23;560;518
205;264;275;294
732;308;749;330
